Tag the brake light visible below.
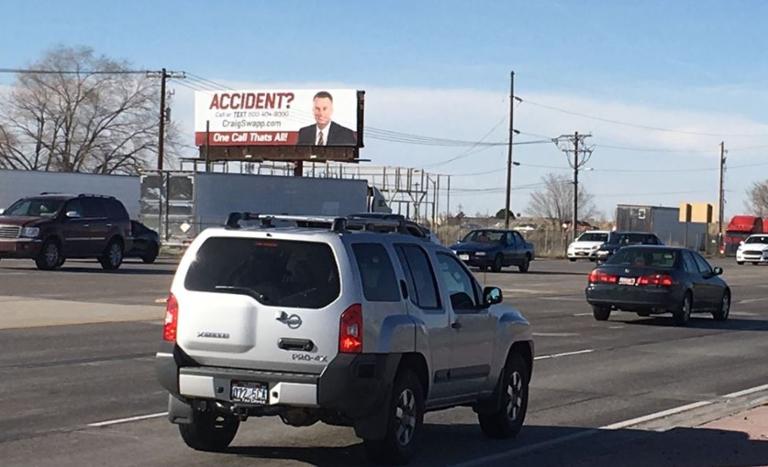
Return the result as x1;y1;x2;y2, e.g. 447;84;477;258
588;270;618;284
638;274;674;287
163;293;179;342
339;304;362;353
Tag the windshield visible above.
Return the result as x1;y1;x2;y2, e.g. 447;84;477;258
4;198;65;217
184;237;340;309
606;248;678;269
745;236;768;244
578;232;608;242
463;230;504;243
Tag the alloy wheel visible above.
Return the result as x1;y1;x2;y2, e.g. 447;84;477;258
394;388;417;447
506;370;524;421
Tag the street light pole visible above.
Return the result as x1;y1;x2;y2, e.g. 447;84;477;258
573;131;579;242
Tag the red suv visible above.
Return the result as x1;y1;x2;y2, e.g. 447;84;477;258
0;193;132;270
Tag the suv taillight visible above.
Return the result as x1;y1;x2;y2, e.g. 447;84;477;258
339;304;362;353
163;293;178;342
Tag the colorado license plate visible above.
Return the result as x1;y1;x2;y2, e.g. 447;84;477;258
231;381;269;404
618;277;636;286
459;254;470;260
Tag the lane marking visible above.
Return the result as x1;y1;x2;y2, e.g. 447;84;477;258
540;296;585;302
87;412;168;427
534;349;594;360
722;383;768;399
599;401;713;430
154;298;168;304
737;298;768;304
533;332;579;337
452;382;768;467
573;312;592;317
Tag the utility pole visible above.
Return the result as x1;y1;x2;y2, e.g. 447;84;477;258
504;72;523;229
718;141;727;240
555;132;594;241
146;68;186;170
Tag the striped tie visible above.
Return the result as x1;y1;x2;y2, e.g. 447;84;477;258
316;131;324;146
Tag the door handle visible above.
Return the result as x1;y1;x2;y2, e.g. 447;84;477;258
82;224;90;228
106;223;113;227
451;321;462;330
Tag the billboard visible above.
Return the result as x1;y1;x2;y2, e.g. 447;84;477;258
194;89;361;148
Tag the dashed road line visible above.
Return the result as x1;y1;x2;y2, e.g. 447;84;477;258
534;349;594;360
87;412;168;428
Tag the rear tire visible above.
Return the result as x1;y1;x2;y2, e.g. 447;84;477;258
636;310;651;317
592;305;611;321
518;255;530;273
35;240;61;270
712;290;730;321
673;292;692;326
363;368;424;465
99;240;123;270
569;258;577;262
491;254;503;273
737;261;744;265
141;242;159;264
478;352;529;439
178;410;240;452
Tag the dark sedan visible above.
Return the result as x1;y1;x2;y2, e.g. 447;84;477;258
585;246;730;326
126;220;159;263
450;229;534;272
595;231;662;263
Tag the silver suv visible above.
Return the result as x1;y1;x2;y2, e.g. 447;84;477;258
156;214;534;464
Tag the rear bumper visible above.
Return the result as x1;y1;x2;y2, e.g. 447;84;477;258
0;239;42;258
585;284;682;311
156;344;399;431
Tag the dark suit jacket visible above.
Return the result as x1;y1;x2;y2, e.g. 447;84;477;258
297;121;357;146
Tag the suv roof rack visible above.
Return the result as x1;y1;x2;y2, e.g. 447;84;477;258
77;193;116;199
224;212;424;237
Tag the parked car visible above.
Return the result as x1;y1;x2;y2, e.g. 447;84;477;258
155;213;534;464
735;234;768;265
567;230;609;261
450;229;535;272
348;213;440;244
595;231;662;263
0;193;131;270
126;220;160;264
585;245;730;326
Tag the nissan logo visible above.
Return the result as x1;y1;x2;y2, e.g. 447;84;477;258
285;314;302;329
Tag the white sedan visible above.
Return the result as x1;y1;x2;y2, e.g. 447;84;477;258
736;234;768;265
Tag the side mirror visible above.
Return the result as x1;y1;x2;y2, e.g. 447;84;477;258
739;241;745;246
0;208;4;215
713;266;723;276
483;286;503;306
66;210;81;219
456;238;463;244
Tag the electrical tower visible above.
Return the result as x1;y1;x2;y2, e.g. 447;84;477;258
554;132;594;241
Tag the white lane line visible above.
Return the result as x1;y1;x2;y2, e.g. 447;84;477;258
534;349;594;360
723;383;768;399
573;312;592;317
599;401;713;430
87;412;168;427
451;383;768;467
532;332;579;337
451;429;600;467
737;297;768;304
540;297;585;302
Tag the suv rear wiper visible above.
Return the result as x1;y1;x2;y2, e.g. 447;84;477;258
214;285;269;303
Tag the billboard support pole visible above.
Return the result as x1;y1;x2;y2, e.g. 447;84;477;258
205;120;210;172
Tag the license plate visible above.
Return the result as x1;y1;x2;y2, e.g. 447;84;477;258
618;277;636;286
459;254;470;261
231;381;269;404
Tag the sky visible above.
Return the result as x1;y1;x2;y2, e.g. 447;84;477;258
2;0;768;221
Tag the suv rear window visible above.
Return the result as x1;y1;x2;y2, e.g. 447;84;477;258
184;237;340;309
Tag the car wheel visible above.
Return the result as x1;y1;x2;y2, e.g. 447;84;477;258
35;240;61;270
478;352;529;439
479;265;488;272
518;255;530;273
491;254;503;273
752;262;759;265
142;242;159;264
636;310;651;317
737;261;744;265
712;290;730;321
673;292;692;326
592;305;611;321
363;368;424;465
569;258;577;262
99;240;124;270
178;409;240;452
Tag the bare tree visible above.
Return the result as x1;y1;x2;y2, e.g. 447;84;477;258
0;45;176;174
526;173;599;225
745;180;768;217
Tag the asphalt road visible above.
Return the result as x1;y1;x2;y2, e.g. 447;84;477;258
0;256;766;466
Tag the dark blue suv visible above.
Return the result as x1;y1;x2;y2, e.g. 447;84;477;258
450;229;535;272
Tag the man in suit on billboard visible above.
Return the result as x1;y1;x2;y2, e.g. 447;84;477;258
297;91;357;146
